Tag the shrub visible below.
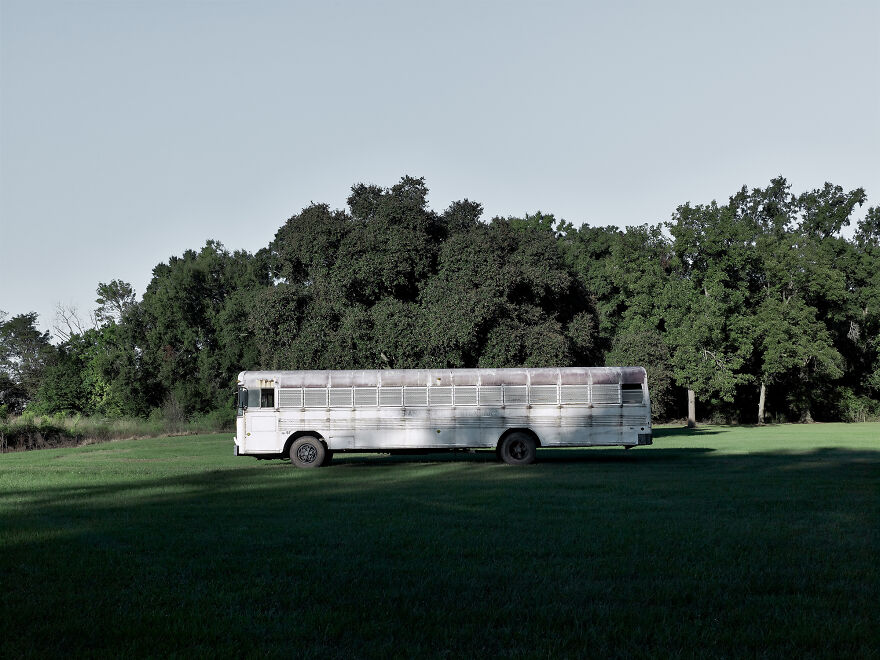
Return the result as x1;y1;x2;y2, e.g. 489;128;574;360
0;416;80;451
200;407;236;431
0;408;232;452
834;388;880;423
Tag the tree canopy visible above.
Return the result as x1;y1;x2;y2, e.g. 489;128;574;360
7;175;878;424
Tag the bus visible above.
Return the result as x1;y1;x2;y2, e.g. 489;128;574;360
234;366;652;466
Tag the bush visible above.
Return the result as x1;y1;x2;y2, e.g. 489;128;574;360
0;416;81;451
190;407;236;432
834;388;880;423
0;407;233;452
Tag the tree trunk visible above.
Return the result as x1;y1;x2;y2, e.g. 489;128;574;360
687;389;696;428
758;382;766;425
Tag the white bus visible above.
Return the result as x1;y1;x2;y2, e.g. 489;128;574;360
234;367;652;466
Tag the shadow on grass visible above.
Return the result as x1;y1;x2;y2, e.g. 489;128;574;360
4;446;877;501
1;446;877;658
326;446;721;466
652;426;724;438
0;448;713;502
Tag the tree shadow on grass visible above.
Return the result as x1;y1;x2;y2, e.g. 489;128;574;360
3;446;875;502
1;445;877;658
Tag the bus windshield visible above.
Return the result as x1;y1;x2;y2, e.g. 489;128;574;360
236;387;248;416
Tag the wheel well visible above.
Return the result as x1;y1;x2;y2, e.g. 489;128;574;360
283;431;326;457
497;428;541;450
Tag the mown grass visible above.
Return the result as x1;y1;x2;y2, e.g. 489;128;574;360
1;424;878;658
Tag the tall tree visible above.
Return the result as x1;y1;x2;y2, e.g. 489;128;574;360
95;280;136;325
752;297;842;422
335;176;440;305
664;199;754;425
848;206;880;401
139;240;270;413
0;312;54;412
744;180;859;421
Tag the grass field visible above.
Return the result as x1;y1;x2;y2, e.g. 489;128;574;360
2;424;878;658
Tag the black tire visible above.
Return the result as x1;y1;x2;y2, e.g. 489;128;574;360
290;436;326;468
499;432;537;465
323;450;334;466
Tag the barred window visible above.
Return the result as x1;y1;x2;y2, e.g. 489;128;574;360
479;386;503;406
530;385;558;405
379;387;403;407
404;387;428;407
504;385;528;405
429;387;453;406
592;384;621;405
303;388;328;408
454;386;478;406
560;385;589;404
279;388;303;408
354;388;378;407
329;388;353;408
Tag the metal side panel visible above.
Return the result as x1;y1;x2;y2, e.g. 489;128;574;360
277;410;331;450
588;425;624;446
244;411;279;452
266;401;650;452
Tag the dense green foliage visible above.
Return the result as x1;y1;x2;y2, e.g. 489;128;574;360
2;426;878;656
2;175;878;424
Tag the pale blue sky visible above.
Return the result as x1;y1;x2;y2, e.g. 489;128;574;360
2;0;878;334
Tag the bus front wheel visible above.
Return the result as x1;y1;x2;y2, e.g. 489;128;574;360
290;436;327;468
499;432;536;465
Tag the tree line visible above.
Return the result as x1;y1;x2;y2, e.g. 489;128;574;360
2;175;878;425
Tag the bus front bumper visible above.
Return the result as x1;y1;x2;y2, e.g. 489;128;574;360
637;433;653;445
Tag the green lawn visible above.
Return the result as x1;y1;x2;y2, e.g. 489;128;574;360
1;424;878;658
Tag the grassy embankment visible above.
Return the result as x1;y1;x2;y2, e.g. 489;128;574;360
1;424;878;657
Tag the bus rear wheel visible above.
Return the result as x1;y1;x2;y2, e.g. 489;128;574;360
499;432;536;465
290;436;327;468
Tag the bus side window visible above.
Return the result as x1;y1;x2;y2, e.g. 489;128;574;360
247;388;262;409
261;388;275;408
622;383;643;404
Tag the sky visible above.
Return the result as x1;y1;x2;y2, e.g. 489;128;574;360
1;0;878;335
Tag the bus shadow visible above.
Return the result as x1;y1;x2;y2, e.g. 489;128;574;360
534;447;716;463
328;446;716;466
652;426;723;438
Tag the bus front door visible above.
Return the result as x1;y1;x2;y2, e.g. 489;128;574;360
245;387;279;452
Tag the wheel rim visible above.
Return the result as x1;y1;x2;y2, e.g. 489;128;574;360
297;443;318;463
509;439;527;460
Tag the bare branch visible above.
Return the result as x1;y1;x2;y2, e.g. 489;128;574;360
52;303;91;342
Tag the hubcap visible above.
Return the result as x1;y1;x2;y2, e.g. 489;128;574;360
297;444;318;463
510;440;526;459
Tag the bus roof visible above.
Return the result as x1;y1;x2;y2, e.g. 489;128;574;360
237;367;647;388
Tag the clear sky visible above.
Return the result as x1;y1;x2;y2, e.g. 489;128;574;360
2;0;878;334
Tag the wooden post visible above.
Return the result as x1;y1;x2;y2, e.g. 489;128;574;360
687;389;696;428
